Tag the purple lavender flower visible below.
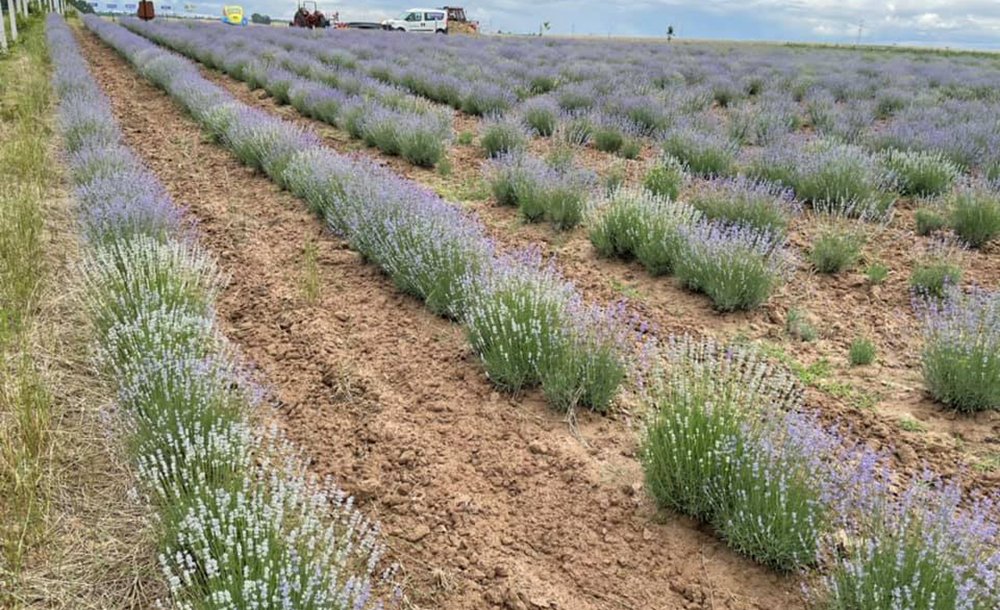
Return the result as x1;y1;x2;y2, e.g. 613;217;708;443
915;286;1000;411
675;221;793;311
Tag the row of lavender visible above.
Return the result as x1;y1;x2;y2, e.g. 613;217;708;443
187;23;1000;176
48;14;393;608
83;14;643;414
83;17;1000;608
120;17;451;168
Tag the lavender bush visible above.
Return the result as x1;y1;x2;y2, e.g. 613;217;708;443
519;96;559;137
881;149;959;197
916;286;1000;411
642;157;686;201
915;205;948;236
822;471;1000;610
480;116;529;158
589;188;702;277
485;153;596;229
949;186;1000;248
909;240;963;299
641;338;832;569
808;218;868;274
791;142;894;216
689;177;800;236
675;222;793;311
464;250;639;412
662;125;736;177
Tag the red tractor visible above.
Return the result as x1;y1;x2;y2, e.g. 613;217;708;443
290;1;334;28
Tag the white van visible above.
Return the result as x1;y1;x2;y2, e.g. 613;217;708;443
381;8;448;33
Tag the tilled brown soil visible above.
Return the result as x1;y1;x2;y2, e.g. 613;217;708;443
187;58;1000;489
76;27;809;610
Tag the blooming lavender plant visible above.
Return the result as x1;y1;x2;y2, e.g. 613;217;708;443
519;95;559;137
462;250;575;393
222;108;320;186
662;123;736;177
688;176;800;236
675;221;793;311
461;81;516;116
949;185;1000;248
641;338;806;533
588;187;702;276
821;470;1000;610
463;249;639;411
790;141;895;217
485;152;596;229
915;286;1000;412
880;148;959;197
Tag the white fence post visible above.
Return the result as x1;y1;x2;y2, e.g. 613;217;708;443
0;7;8;53
8;0;18;43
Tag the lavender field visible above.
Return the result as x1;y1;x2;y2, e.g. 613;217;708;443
3;8;1000;610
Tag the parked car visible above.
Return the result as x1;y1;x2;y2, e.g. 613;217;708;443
221;5;248;25
381;8;448;33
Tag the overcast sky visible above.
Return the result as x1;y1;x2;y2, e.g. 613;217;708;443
165;0;1000;49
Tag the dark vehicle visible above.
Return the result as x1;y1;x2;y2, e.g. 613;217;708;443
290;1;333;28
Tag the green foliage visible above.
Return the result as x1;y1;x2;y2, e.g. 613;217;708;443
592;126;624;153
950;188;1000;248
618;138;642;159
689;182;796;236
881;149;958;197
915;207;947;236
909;259;962;299
849;337;876;366
603;163;626;195
399;128;445;167
809;224;866;274
662;131;734;177
588;188;701;276
919;288;1000;412
865;262;889;284
480;120;527;158
786;308;818;342
642;158;685;200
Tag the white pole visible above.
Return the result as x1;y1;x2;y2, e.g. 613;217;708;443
8;1;18;43
0;7;8;53
18;0;26;18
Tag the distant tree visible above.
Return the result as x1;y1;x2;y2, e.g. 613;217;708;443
66;0;95;12
539;20;550;36
250;12;271;24
667;25;674;42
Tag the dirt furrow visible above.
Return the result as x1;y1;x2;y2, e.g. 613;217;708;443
75;26;809;610
185;56;1000;488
